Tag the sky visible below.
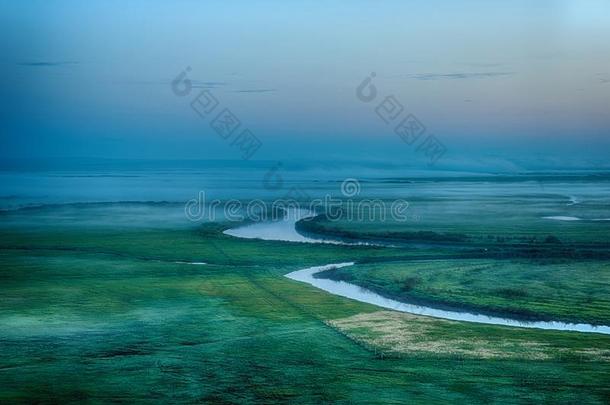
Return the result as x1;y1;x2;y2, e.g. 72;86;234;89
1;0;609;171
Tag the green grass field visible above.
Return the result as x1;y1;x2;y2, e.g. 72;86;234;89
296;193;610;247
317;258;610;325
1;204;609;403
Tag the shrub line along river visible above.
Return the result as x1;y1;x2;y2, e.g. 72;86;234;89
224;210;610;335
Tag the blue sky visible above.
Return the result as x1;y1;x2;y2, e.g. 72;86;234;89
1;0;609;170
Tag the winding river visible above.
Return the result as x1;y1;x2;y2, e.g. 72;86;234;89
224;211;610;335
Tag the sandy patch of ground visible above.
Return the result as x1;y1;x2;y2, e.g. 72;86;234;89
329;311;610;361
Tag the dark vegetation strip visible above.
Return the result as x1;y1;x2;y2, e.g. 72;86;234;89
296;217;610;258
296;217;469;243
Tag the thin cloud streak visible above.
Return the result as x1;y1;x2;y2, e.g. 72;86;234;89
17;61;79;67
410;72;514;80
232;89;276;93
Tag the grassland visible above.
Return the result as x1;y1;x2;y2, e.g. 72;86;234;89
316;259;610;325
296;193;610;248
297;190;610;327
1;203;609;403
